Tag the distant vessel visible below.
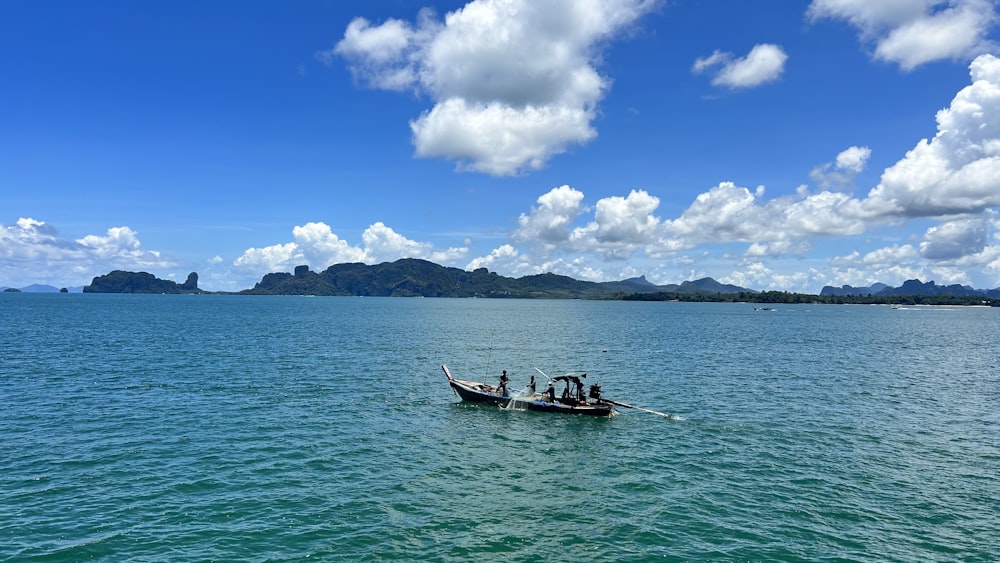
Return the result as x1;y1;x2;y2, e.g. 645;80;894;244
753;306;775;311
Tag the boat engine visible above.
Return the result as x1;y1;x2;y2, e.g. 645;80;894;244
588;383;603;401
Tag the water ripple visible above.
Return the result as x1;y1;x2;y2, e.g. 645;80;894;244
2;296;998;560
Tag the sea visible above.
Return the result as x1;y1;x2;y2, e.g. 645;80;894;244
2;293;998;561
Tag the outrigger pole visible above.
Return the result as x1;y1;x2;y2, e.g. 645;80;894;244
603;398;675;419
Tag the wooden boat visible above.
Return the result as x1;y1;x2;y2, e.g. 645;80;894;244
441;364;510;406
442;365;617;417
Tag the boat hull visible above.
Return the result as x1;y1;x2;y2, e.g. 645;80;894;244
449;378;510;406
507;396;615;417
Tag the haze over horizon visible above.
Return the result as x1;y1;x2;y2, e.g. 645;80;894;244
4;1;1000;293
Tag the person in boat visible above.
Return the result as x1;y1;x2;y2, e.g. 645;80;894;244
527;374;536;394
546;380;556;402
498;370;509;396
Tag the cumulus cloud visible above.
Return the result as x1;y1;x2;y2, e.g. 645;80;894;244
513;185;587;246
459;52;1000;289
363;221;469;264
233;221;468;277
410;99;597;175
836;145;872;173
744;240;812;258
469;180;868;285
466;243;519;271
861;54;1000;218
722;261;816;291
663;182;766;242
285;50;1000;291
919;213;990;259
692;43;788;88
0;218;176;287
0;218;70;259
810;145;872;191
572;190;661;245
12;52;1000;293
825;244;928;286
231;242;301;274
660;182;866;249
561;189;662;260
807;0;999;70
324;0;657;176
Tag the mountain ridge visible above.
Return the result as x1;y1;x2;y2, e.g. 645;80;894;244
239;259;754;298
13;262;999;300
821;279;1000;298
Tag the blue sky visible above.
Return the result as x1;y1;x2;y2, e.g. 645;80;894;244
3;0;1000;292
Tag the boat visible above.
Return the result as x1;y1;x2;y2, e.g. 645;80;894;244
442;364;617;417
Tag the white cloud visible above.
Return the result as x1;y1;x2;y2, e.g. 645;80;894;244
410;98;596;175
294;222;368;266
826;244;929;287
663;182;766;242
514;185;587;246
656;181;869;257
808;0;999;70
572;189;661;245
232;242;301;274
362;221;468;264
325;0;657;176
565;190;662;259
744;240;812;258
692;43;788;89
861;54;1000;218
233;221;469;278
0;218;67;260
0;218;176;287
335;17;414;66
11;52;1000;294
243;50;1000;294
782;190;868;236
466;243;519;271
860;244;920;266
722;261;814;291
836;145;873;173
78;226;144;258
919;214;989;259
454;55;1000;290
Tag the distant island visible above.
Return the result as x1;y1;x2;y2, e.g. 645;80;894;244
83;271;204;294
60;258;1000;306
238;259;752;299
820;280;999;298
1;284;81;293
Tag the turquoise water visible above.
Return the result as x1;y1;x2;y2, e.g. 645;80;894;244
2;294;998;561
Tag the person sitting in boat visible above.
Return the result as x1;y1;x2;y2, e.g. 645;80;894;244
498;370;509;396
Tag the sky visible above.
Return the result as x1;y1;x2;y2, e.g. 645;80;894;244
3;0;1000;293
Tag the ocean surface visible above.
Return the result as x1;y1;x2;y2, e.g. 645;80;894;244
2;294;998;561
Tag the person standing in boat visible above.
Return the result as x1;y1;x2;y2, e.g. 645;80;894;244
498;370;510;396
527;374;536;394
